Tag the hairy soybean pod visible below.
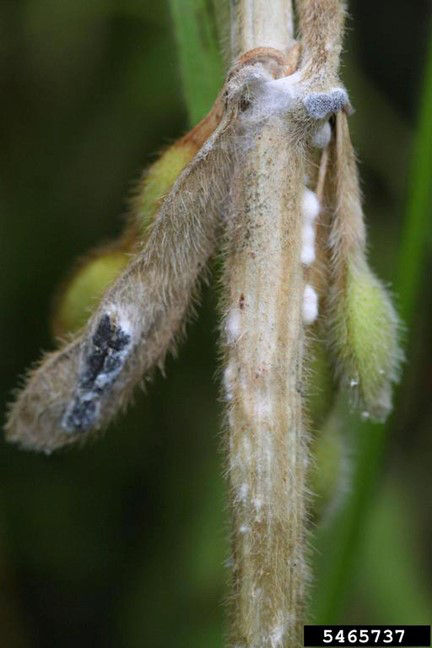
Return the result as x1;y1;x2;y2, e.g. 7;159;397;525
6;57;277;453
326;112;402;420
53;98;224;338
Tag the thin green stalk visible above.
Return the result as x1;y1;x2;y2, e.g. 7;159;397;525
311;20;432;621
397;30;432;324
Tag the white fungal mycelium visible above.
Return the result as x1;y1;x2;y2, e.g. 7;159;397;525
223;361;237;401
253;392;272;419
312;120;332;149
262;74;348;121
225;308;242;345
301;187;320;222
238;482;249;503
239;524;250;534
269;623;286;648
302;284;318;324
259;70;302;116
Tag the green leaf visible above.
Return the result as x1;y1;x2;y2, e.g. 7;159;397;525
168;0;225;125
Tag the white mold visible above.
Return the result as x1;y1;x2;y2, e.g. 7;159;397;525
302;284;318;324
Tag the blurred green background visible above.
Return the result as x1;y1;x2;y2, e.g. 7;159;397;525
0;1;431;646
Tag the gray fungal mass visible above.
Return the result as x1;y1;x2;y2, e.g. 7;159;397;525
82;315;130;387
302;89;348;119
62;314;131;433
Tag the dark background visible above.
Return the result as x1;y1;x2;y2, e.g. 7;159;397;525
0;1;431;646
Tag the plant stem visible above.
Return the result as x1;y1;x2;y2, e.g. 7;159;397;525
223;3;310;647
230;0;294;57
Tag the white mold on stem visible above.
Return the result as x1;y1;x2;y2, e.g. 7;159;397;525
225;308;242;345
224;362;237;402
303;284;319;324
312;120;332;149
301;187;320;223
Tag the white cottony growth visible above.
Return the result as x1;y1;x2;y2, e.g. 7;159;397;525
242;70;346;126
224;362;236;401
301;223;316;265
260;71;302;115
301;188;320;223
254;393;272;419
260;74;348;121
232;70;301;125
225;309;242;345
238;482;249;502
312;120;332;149
270;624;286;647
302;284;318;324
252;496;263;512
302;222;315;247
